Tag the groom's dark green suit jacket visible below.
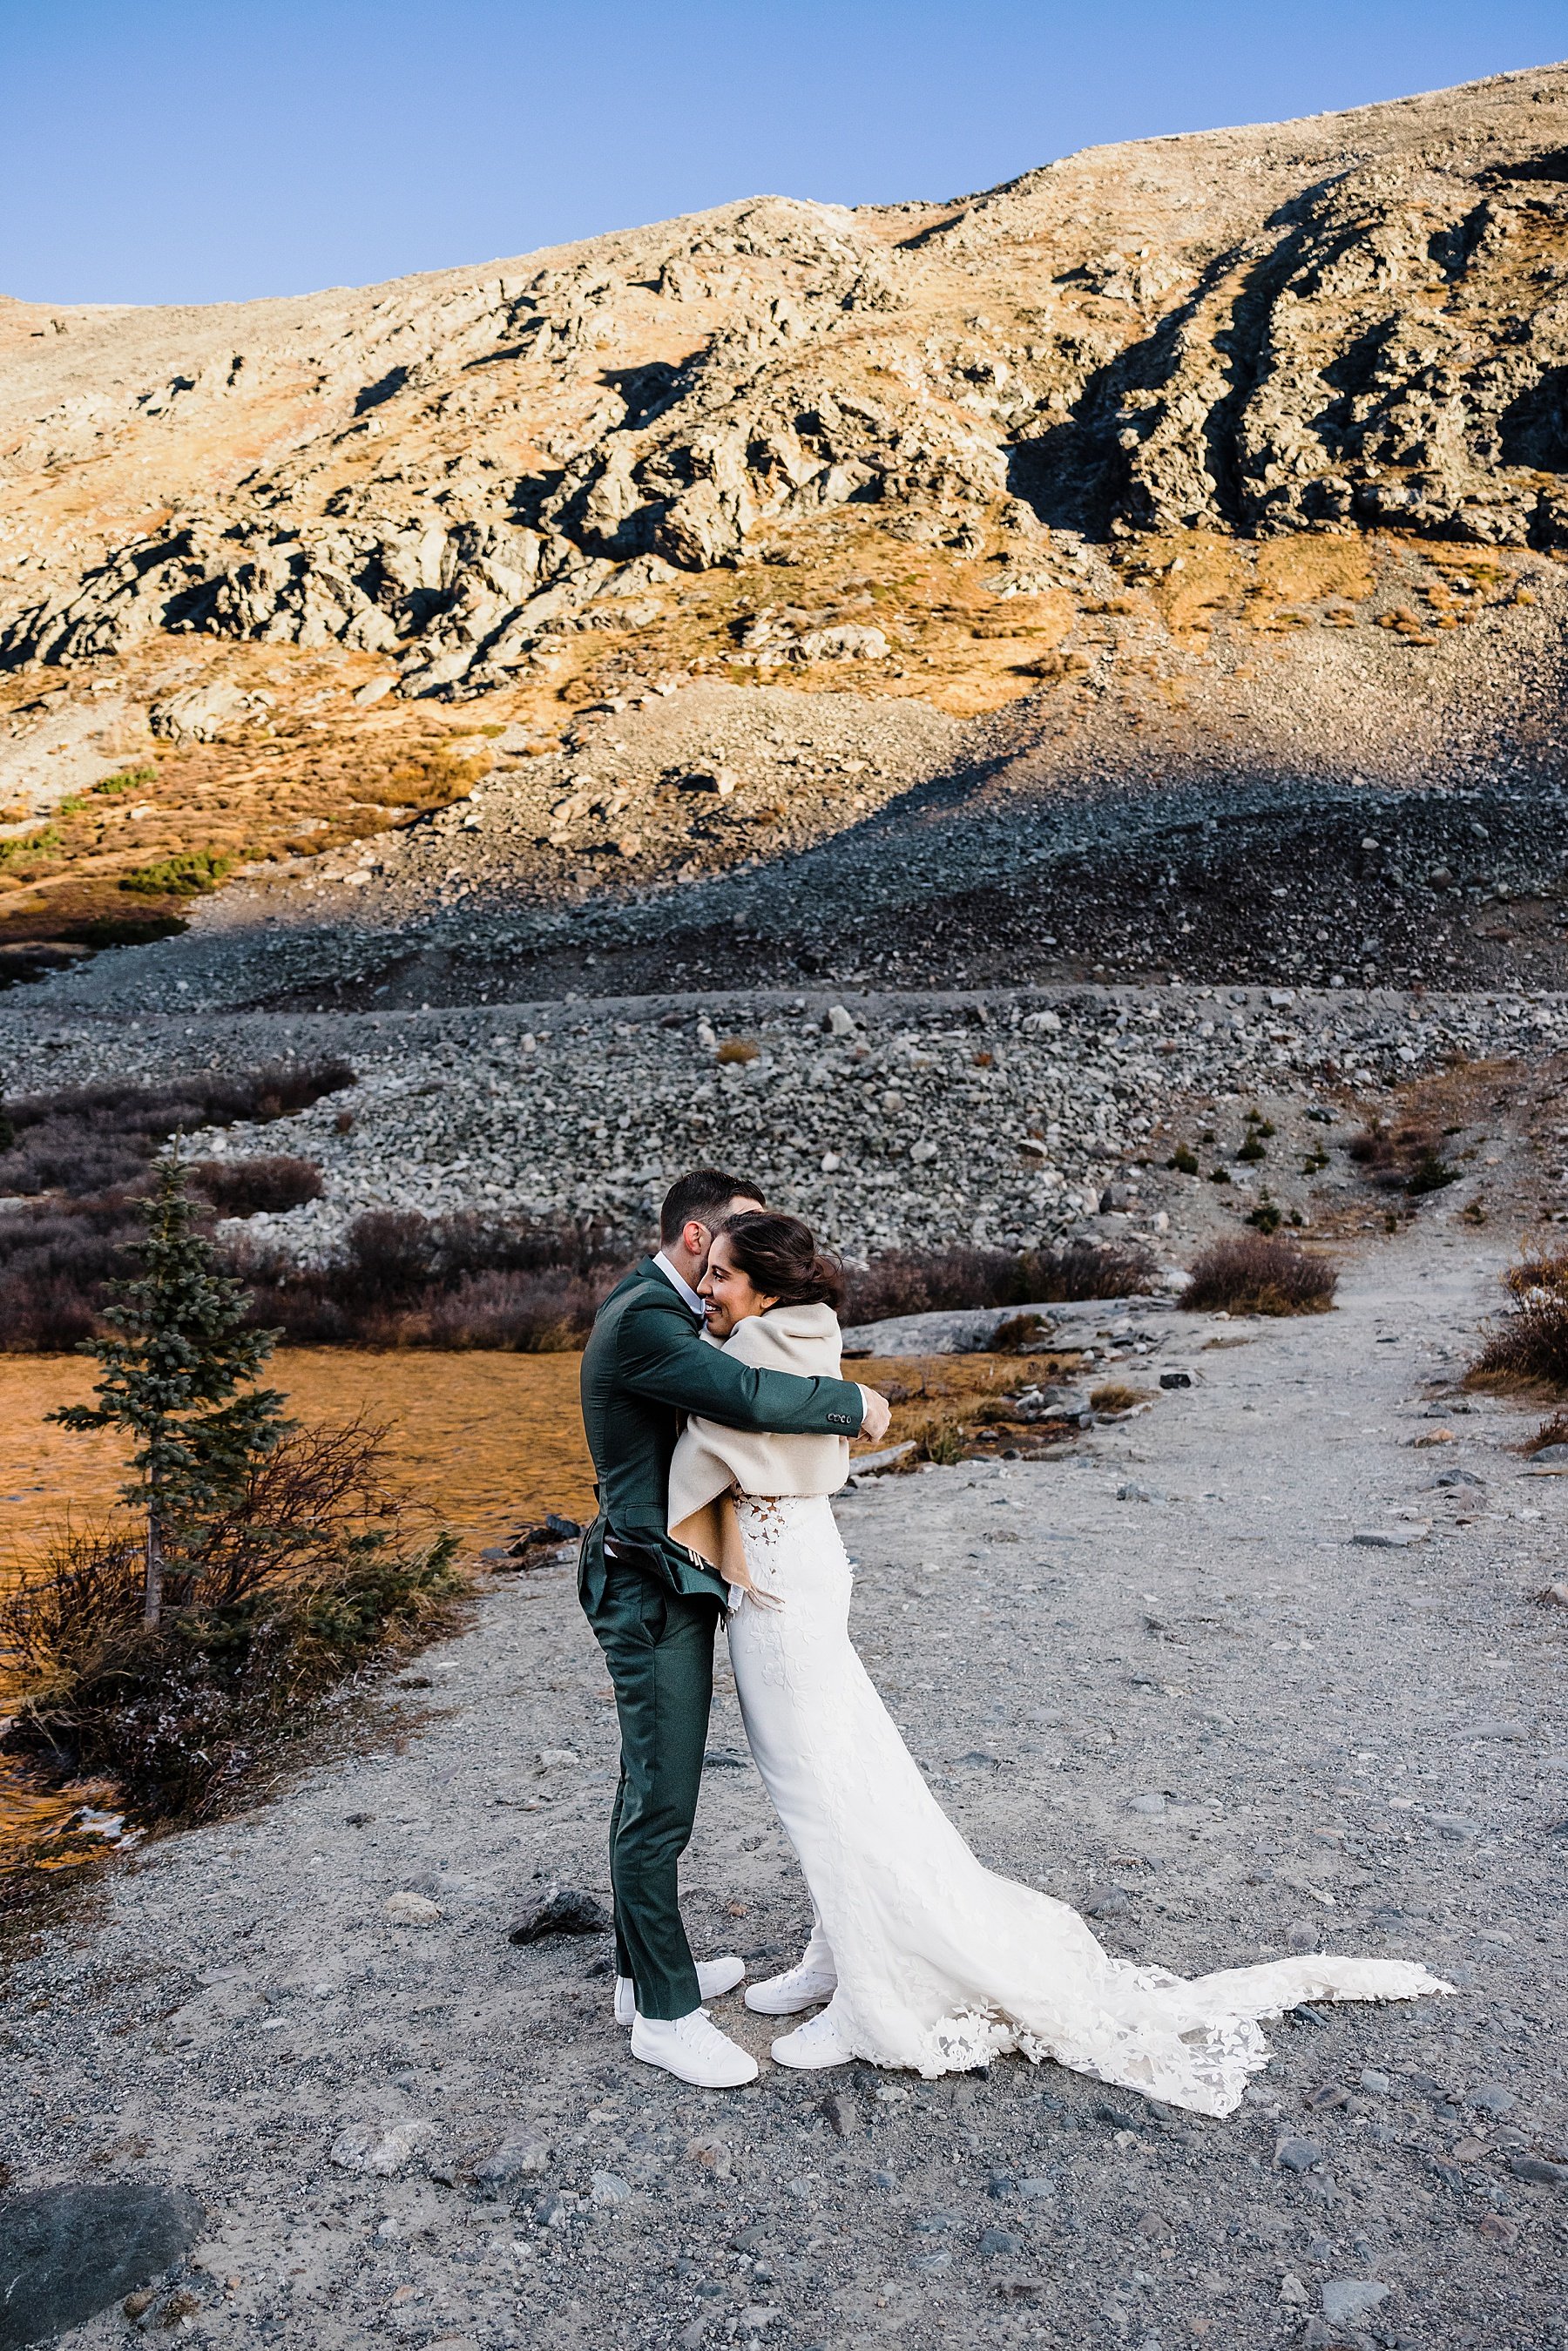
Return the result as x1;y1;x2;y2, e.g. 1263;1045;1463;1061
578;1257;865;1607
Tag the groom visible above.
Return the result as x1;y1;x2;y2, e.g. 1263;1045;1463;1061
578;1167;889;2088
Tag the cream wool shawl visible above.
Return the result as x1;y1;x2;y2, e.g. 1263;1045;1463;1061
667;1300;849;1529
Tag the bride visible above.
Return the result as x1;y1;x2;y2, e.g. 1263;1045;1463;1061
668;1210;1450;2118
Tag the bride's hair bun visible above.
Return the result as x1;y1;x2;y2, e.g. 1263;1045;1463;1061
718;1210;844;1313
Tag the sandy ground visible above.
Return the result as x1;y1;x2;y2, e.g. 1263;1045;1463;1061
3;1215;1566;2351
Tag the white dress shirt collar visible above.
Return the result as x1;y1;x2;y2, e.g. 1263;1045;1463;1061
652;1249;706;1318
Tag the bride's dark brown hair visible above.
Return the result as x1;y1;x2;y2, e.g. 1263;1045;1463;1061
718;1210;845;1313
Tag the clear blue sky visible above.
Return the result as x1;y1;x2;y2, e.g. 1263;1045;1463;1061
2;2;1563;307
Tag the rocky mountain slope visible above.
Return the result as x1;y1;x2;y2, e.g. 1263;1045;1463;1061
3;61;1568;994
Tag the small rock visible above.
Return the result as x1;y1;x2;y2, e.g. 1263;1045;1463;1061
820;2092;861;2138
508;1886;612;1942
1428;1812;1479;1840
1127;1791;1168;1815
1286;1922;1320;1954
1018;2178;1057;2199
1435;1467;1484;1487
911;2210;957;2234
1159;1370;1193;1389
1536;1581;1568;1608
1321;2280;1390;2327
532;2189;576;2227
1275;2137;1324;2173
1478;2213;1521;2245
1080;1885;1131;1918
1526;1442;1568;1468
1470;2083;1517;2118
1358;2070;1391;2096
986;2172;1017;2199
1508;2153;1568;2185
991;2273;1041;2301
737;2307;781;2334
329;2119;434;2177
686;2137;733;2178
487;1512;584;1568
977;2227;1022;2256
472;2129;551;2189
1093;2098;1140;2130
591;2170;631;2206
383;1891;443;1927
1350;1525;1428;1548
1279;2273;1309;2307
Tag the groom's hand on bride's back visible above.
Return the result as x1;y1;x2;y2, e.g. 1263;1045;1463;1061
857;1387;892;1445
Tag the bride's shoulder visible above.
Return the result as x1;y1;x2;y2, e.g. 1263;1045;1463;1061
727;1301;841;1366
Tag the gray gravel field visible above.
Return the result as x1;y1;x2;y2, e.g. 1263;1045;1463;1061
3;1220;1565;2351
3;982;1565;1260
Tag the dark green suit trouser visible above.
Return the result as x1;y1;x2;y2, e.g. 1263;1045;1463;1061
581;1552;721;2020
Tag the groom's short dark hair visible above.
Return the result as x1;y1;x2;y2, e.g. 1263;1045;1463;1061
659;1167;765;1246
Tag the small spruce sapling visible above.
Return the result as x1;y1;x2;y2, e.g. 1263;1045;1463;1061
50;1156;289;1628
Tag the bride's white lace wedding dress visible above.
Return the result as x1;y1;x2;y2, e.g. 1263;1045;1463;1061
727;1491;1450;2117
673;1304;1450;2120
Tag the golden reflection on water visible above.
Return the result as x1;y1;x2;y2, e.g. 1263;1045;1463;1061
0;1348;598;1879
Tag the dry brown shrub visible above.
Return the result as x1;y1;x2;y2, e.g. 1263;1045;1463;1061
844;1240;1153;1326
0;1419;459;1821
1090;1382;1152;1415
186;1156;324;1218
1181;1233;1338;1317
1471;1253;1568;1389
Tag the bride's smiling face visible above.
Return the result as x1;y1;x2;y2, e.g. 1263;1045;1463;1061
699;1232;779;1338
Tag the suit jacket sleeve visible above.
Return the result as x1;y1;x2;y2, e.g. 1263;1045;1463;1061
618;1298;864;1436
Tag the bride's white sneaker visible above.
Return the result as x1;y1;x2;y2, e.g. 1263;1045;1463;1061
630;2007;760;2088
744;1960;838;2017
614;1954;745;2028
769;2005;855;2071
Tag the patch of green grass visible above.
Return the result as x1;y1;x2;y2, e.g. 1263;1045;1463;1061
0;825;61;865
119;849;234;898
92;766;158;797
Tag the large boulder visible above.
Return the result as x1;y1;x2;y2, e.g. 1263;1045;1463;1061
0;2181;206;2350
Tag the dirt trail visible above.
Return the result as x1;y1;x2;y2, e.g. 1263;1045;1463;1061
2;1216;1565;2351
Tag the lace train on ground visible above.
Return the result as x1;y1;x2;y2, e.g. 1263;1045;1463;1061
725;1495;1450;2118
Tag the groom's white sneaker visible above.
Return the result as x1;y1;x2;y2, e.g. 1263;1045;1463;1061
744;1960;838;2017
614;1955;745;2028
630;2008;759;2087
770;2005;855;2071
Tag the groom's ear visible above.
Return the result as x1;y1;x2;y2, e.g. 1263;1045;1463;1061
680;1217;710;1260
